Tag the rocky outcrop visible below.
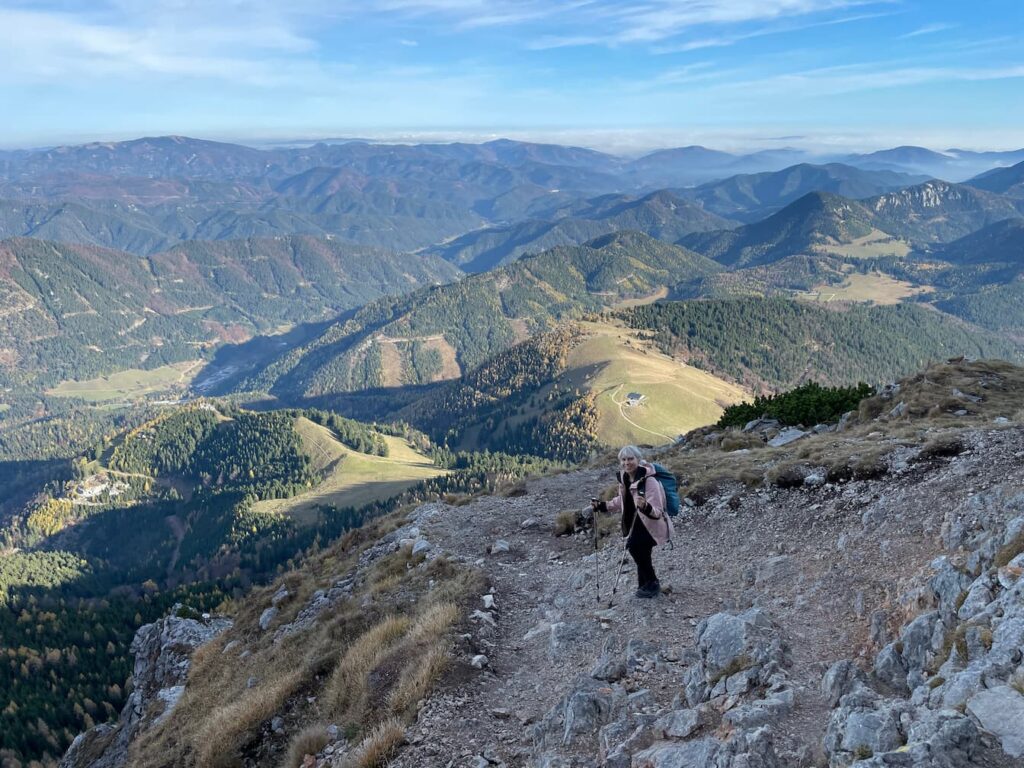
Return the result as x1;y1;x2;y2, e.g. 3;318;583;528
60;609;230;768
823;504;1024;768
531;608;794;768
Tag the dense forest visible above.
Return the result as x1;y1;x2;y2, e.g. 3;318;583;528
620;298;1023;392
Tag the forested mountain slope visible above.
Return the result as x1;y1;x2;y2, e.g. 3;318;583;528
0;236;460;389
237;232;721;399
681;192;879;268
620;297;1023;391
428;190;734;272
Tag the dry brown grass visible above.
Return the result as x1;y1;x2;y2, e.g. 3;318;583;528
130;503;484;768
369;572;403;595
659;360;1024;504
196;667;306;768
340;718;405;768
281;723;330;768
324;615;412;720
856;359;1024;426
387;641;450;715
407;601;460;645
554;509;578;536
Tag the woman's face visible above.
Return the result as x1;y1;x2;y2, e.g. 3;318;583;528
620;454;639;474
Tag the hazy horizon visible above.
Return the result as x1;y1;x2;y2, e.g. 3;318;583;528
2;1;1022;152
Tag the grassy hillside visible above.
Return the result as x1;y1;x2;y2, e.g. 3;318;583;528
563;322;748;446
390;321;747;459
253;418;446;525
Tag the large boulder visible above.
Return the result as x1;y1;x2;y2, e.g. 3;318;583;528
682;608;788;706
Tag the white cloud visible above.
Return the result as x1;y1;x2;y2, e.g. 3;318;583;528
702;60;1024;100
900;22;956;38
0;1;324;84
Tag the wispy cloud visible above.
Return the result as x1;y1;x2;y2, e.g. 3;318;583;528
705;60;1024;100
372;0;893;47
649;10;899;54
0;3;322;84
901;22;956;38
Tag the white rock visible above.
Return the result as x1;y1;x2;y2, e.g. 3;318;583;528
412;538;431;556
768;428;808;448
482;594;496;610
491;539;511;554
967;685;1024;757
471;654;489;669
258;607;278;631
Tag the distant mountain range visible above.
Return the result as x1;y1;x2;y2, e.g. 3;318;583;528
3;134;1024;406
679;163;928;222
966;158;1024;199
0;235;459;389
427;190;733;272
2;136;1024;259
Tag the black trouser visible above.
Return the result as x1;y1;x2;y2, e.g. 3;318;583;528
626;520;657;587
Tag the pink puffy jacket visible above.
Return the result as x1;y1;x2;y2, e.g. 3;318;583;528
605;460;672;546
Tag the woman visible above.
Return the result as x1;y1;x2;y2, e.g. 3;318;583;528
593;445;671;598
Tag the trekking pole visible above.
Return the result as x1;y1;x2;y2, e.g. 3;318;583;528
608;510;638;607
591;499;601;604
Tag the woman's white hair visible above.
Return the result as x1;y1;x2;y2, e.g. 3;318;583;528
617;445;644;461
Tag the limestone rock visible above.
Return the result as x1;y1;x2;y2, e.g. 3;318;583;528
60;611;231;768
259;606;278;631
966;685;1024;758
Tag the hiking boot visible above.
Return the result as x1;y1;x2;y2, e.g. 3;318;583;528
635;581;660;599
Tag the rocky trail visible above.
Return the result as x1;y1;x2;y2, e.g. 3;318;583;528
385;423;1024;767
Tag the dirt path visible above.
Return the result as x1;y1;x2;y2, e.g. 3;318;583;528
393;467;737;767
608;383;676;442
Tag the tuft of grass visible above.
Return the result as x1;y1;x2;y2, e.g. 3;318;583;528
994;530;1024;569
324;615;412;720
341;718;405;768
500;479;528;497
720;433;762;452
766;462;806;489
388;642;450;715
196;668;306;768
853;745;874;760
282;724;331;768
407;602;460;645
1010;672;1024;696
710;654;752;684
917;433;965;461
554;509;578;536
927;676;946;690
369;573;403;596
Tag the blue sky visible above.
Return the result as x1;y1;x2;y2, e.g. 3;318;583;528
1;0;1023;152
